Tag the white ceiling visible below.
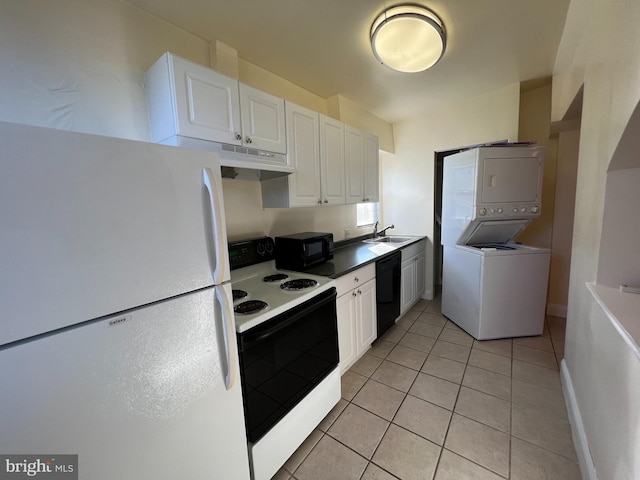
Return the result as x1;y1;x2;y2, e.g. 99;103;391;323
126;0;570;124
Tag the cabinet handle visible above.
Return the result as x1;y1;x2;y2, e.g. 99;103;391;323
357;289;362;295
245;136;252;144
235;133;242;141
317;199;322;205
354;277;359;282
324;199;328;204
352;292;357;297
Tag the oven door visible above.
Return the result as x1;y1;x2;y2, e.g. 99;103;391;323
237;287;338;443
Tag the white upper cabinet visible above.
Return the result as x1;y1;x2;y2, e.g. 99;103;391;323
364;132;380;203
344;126;379;204
345;125;365;204
239;83;286;154
319;114;346;205
261;102;321;207
145;52;286;155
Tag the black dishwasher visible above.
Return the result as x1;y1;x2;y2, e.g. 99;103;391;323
376;251;401;337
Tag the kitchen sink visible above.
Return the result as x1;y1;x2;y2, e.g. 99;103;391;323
363;236;415;245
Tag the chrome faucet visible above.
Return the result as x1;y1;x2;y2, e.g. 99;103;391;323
373;221;395;238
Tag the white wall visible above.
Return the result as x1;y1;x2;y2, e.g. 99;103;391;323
553;0;640;478
382;84;520;299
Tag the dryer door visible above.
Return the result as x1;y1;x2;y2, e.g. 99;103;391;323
460;219;529;245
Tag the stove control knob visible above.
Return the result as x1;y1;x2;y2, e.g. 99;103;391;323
265;241;274;253
479;208;487;216
256;243;265;256
531;205;539;213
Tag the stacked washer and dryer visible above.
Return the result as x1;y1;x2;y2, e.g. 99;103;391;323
441;146;550;340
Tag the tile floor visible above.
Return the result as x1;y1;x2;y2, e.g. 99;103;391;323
273;297;581;480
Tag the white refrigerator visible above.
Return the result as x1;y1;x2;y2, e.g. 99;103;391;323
0;122;251;479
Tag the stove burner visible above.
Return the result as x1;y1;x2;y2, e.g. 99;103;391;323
263;273;289;282
280;279;318;291
232;289;248;301
234;300;268;315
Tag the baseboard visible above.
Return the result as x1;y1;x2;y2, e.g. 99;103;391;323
560;360;598;480
422;289;434;301
547;303;568;318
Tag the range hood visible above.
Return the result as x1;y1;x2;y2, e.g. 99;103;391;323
158;134;293;180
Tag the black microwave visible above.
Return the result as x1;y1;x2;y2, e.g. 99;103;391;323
275;232;334;271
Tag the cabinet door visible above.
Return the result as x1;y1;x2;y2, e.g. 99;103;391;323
364;133;379;203
356;279;377;355
337;292;357;374
319;115;346;205
172;55;242;146
401;258;416;314
344;125;365;204
285;102;321;207
414;253;426;303
239;83;286;154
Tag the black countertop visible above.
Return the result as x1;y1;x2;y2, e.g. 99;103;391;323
304;235;427;279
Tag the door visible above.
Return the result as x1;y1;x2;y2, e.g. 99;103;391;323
172;54;242;146
401;258;415;313
0;285;251;480
345;125;365;203
364;133;380;203
337;292;357;373
0;123;230;345
356;279;377;354
240;83;286;154
320;114;346;205
479;151;543;205
285;102;321;207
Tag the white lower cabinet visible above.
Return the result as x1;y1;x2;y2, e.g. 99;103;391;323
401;240;427;314
336;264;377;374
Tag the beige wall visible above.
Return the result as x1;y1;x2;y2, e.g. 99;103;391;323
553;0;640;478
382;83;520;299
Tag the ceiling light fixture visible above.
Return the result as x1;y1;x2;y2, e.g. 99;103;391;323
370;4;446;73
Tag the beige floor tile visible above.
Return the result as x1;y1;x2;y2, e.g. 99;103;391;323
395;317;415;331
380;325;406;343
372;424;440;480
408;321;443;339
425;302;442;314
386;344;428;371
551;337;565;356
341;370;367;400
283;429;324;473
327;403;389;459
317;398;348;432
512;403;577;461
350;353;384;377
393;394;452;445
409;372;460;410
547;316;567;340
513;335;554;352
513;344;558;370
444;414;510;477
473;339;512;358
454;386;511;433
512;360;561;391
421;354;466;384
402;308;422;321
352;379;405;421
511;379;568;420
468;348;512;376
443;320;466;333
369;339;396;359
360;462;398;480
462;365;511;401
438;328;474;347
416;312;447;327
430;339;471;363
272;468;293;480
398;332;436;353
294;434;368;480
435;449;506;480
511;437;582;480
371;360;419;392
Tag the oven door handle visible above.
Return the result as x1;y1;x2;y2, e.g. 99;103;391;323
240;288;336;348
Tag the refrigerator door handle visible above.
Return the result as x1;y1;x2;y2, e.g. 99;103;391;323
216;285;237;391
202;167;229;285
